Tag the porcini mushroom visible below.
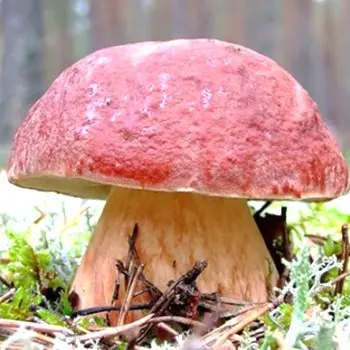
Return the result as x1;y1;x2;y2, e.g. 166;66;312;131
7;39;349;323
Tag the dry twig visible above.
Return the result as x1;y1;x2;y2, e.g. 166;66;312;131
212;295;284;348
0;318;73;335
156;322;179;338
0;329;58;349
69;313;154;343
0;274;12;289
335;224;349;295
330;271;350;287
0;288;15;304
149;261;207;316
253;201;272;219
111;266;121;305
135;260;207;344
149;315;205;329
277;207;292;289
117;264;145;326
72;303;151;317
124;224;140;286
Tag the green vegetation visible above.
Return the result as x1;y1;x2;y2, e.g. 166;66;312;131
0;190;350;349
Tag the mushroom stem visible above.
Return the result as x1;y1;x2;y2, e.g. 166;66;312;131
71;187;278;323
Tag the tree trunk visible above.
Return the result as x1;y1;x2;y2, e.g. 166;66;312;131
43;0;73;84
90;0;126;50
172;0;211;39
311;2;331;138
150;0;173;41
281;0;313;90
125;0;151;43
325;0;350;151
0;0;44;162
211;0;245;44
322;1;341;143
243;0;280;61
185;0;211;38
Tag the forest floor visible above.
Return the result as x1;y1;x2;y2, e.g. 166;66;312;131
1;170;350;349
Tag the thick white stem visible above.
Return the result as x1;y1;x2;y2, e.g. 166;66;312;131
71;187;278;323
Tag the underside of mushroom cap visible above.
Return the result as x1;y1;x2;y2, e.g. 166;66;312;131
7;39;350;201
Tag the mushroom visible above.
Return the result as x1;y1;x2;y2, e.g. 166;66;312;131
7;39;349;323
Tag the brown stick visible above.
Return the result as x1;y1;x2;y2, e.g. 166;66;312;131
111;267;121;305
69;314;154;343
125;224;140;286
149;315;206;329
335;224;349;296
135;260;208;344
72;303;152;317
0;288;15;304
0;275;12;289
200;294;255;306
329;271;350;288
116;260;163;302
201;306;262;345
133;288;151;298
117;264;145;326
116;228;163;300
0;330;57;349
219;303;261;320
213;295;284;347
0;318;73;335
253;201;272;219
210;269;350;347
304;234;327;245
277;207;291;290
156;322;179;338
148;261;207;319
137;275;162;300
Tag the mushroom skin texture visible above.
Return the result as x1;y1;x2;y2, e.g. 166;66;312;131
7;39;349;324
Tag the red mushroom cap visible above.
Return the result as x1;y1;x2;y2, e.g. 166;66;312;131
7;39;350;200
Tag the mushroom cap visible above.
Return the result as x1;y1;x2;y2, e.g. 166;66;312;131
7;39;350;201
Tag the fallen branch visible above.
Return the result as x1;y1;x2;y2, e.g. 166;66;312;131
71;303;152;317
0;288;15;304
110;265;121;305
135;260;208;344
69;313;154;343
150;261;208;316
149;315;205;329
277;207;291;290
115;225;162;300
0;318;74;335
335;224;349;296
117;264;145;326
330;271;350;287
200;293;256;306
156;321;179;339
212;295;284;347
125;224;140;288
253;201;272;219
0;275;12;289
0;329;58;349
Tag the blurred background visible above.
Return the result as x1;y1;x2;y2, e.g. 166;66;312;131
0;0;349;167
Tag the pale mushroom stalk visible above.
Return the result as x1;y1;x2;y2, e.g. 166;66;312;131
71;187;276;317
7;39;349;325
